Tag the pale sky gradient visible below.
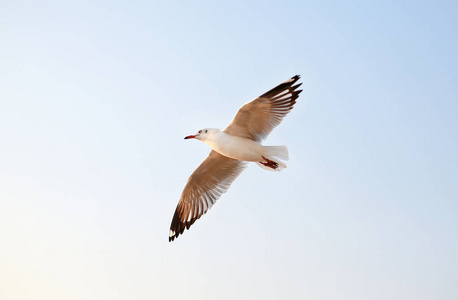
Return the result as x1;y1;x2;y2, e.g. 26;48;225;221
1;1;457;299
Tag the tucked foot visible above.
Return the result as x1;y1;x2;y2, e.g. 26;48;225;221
260;156;279;169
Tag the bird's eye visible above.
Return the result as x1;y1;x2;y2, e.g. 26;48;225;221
198;130;202;134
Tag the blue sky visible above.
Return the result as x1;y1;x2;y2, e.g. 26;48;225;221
1;1;457;299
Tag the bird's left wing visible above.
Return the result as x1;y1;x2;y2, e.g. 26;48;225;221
169;150;247;241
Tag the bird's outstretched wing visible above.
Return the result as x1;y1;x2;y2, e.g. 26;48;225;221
224;75;302;142
169;150;247;241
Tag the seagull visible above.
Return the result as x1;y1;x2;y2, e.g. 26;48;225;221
169;75;303;241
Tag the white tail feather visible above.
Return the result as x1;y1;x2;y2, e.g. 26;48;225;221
263;145;289;160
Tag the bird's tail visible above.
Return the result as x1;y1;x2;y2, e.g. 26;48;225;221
264;145;289;160
256;145;288;171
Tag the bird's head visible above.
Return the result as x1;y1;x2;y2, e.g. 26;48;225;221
184;128;213;141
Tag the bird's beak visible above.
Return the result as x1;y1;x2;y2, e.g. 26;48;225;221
184;135;197;140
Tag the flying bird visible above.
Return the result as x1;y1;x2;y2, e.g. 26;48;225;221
169;75;303;241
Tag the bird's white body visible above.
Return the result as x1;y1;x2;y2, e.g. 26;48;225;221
201;129;263;162
193;128;289;171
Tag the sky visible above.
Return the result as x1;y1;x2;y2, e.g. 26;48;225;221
1;1;457;299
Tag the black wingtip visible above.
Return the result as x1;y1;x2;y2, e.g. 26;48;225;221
285;75;300;85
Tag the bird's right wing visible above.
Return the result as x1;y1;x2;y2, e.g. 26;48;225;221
224;75;302;142
169;150;247;241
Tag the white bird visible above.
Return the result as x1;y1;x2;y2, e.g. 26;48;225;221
169;75;303;241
